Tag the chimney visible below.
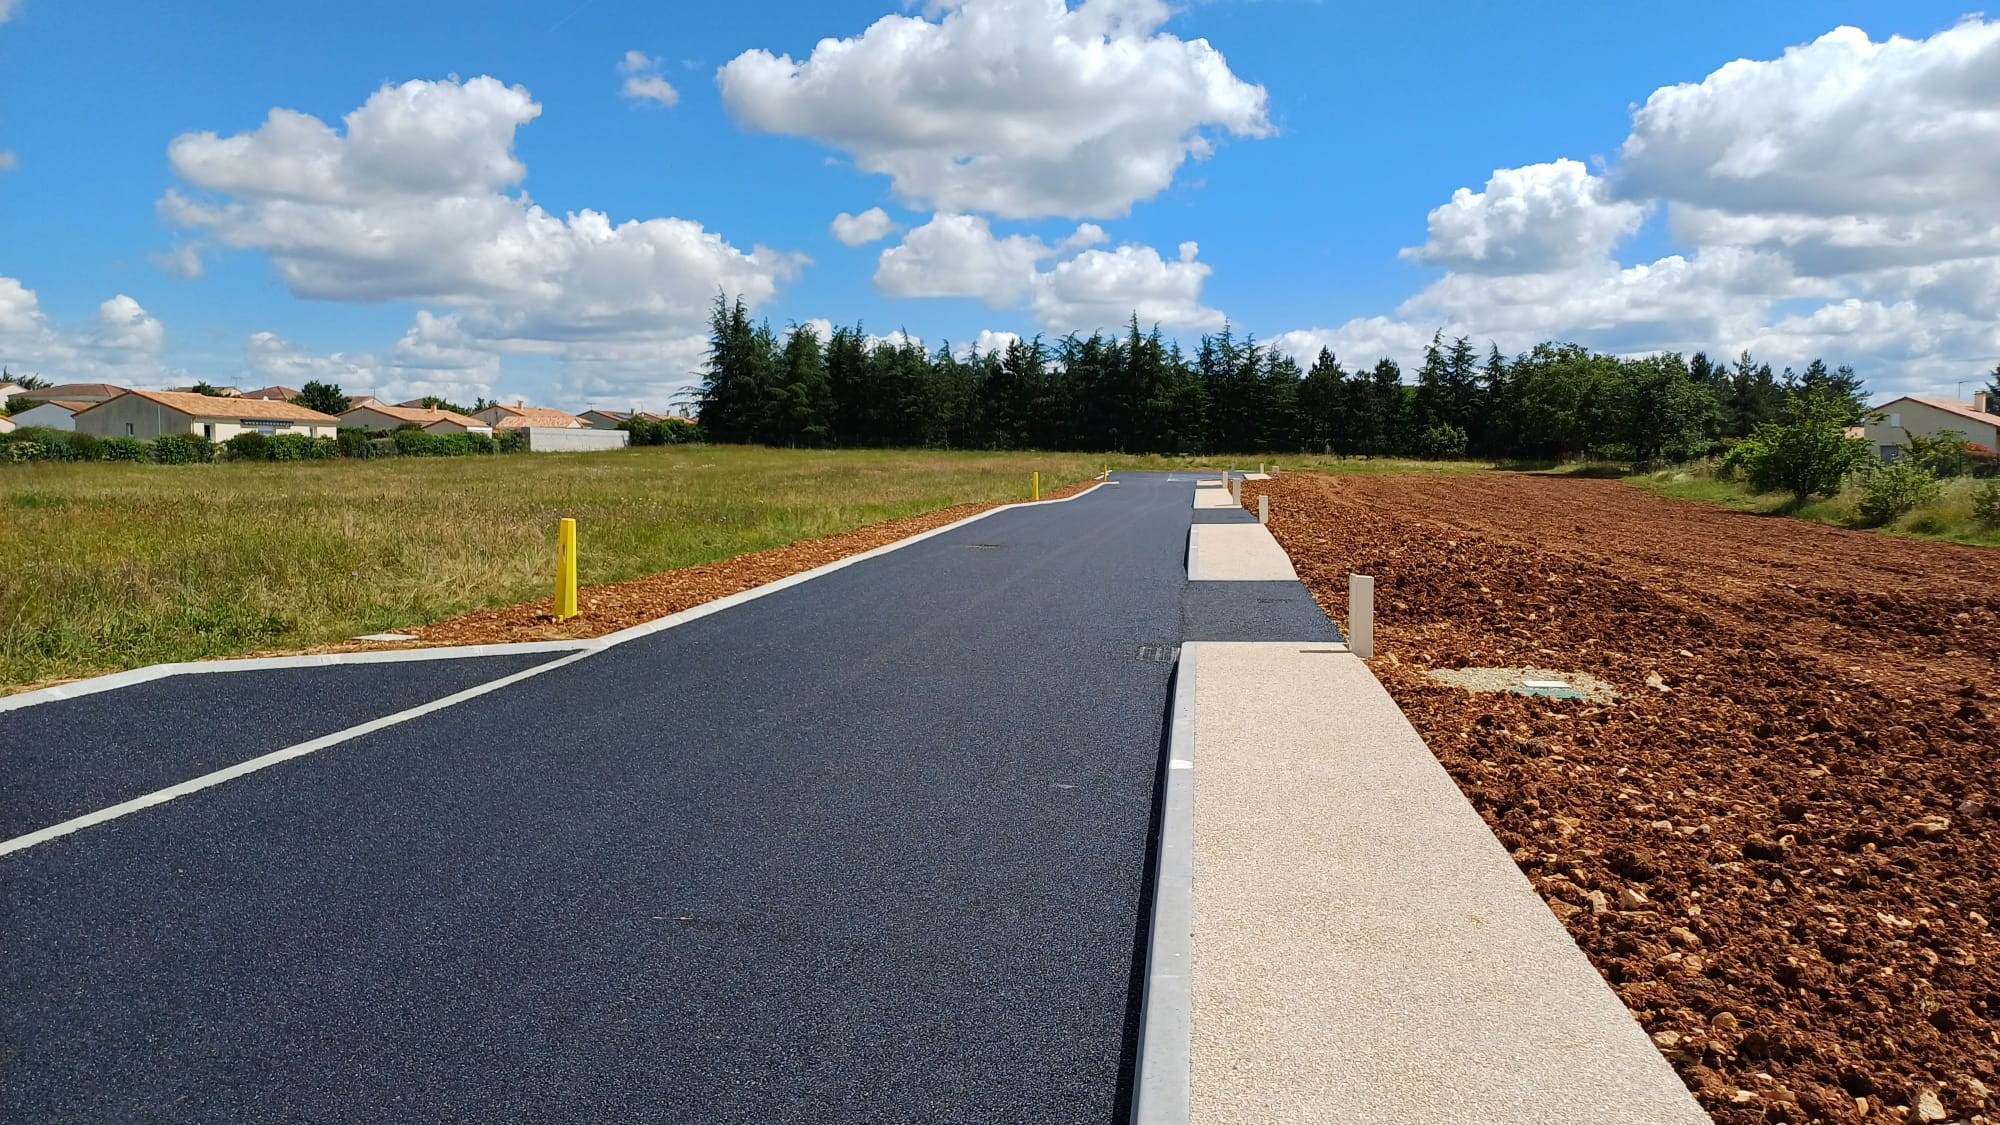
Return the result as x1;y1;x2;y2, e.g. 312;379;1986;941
1977;391;1991;415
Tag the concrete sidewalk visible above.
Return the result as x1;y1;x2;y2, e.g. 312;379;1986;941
1183;642;1708;1124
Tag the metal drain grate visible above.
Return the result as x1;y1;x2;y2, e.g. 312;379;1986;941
1136;645;1179;663
962;543;1002;549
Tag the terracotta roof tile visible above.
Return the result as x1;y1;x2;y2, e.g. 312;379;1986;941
487;405;586;429
74;390;340;423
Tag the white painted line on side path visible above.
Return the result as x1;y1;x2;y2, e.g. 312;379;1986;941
0;649;596;858
0;641;593;713
1;481;1111;714
0;481;1112;856
1131;642;1198;1125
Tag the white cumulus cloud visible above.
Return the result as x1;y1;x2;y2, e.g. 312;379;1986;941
1402;159;1648;274
872;214;1225;331
874;213;1057;306
1304;19;2000;399
717;0;1271;219
159;75;805;403
1031;240;1223;333
619;51;680;107
830;206;898;247
0;275;175;384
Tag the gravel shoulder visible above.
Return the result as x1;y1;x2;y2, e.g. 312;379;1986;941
1245;471;1999;1125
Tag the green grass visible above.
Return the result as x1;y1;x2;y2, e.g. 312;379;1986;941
1631;463;2000;547
0;447;1201;690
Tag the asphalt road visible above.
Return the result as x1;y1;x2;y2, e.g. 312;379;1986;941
3;474;1335;1124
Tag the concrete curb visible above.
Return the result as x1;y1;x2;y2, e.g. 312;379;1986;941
0;480;1110;714
1130;642;1198;1125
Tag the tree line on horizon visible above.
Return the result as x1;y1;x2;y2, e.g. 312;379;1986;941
711;296;1995;461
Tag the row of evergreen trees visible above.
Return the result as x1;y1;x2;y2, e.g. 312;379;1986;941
696;296;1951;460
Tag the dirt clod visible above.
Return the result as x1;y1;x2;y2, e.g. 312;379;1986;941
1252;472;2000;1125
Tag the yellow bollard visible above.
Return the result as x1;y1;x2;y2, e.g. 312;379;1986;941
1032;471;1041;501
555;517;578;620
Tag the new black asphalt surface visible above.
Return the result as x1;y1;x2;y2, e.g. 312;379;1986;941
0;653;564;841
3;474;1336;1124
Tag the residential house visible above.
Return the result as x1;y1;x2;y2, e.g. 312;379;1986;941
338;403;493;435
578;409;636;430
240;386;302;402
0;382;24;410
1862;393;2000;462
474;404;587;430
167;385;243;397
9;400;98;431
345;395;385;411
24;383;126;404
578;408;683;430
74;390;340;440
0;415;14;433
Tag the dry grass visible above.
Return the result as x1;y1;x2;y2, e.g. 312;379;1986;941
1;446;1158;690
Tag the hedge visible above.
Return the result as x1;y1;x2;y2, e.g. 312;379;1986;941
0;423;544;465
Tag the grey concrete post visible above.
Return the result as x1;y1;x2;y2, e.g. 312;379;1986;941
1349;574;1374;659
1258;495;1269;524
1230;478;1241;504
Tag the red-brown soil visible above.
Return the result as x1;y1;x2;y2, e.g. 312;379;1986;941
1247;472;1999;1125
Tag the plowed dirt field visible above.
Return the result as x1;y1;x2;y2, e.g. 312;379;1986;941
1247;471;1999;1125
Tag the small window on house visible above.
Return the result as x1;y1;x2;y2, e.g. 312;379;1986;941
125;422;135;437
254;421;278;437
1881;445;1902;463
1888;412;1901;428
202;423;214;439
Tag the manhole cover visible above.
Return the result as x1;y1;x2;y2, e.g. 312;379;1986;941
1136;645;1179;663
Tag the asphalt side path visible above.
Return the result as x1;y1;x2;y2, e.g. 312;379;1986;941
4;475;1235;1124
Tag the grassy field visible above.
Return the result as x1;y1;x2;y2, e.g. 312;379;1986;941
1;447;1207;690
1631;463;2000;547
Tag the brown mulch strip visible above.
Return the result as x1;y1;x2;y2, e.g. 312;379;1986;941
1246;472;1999;1125
257;478;1102;658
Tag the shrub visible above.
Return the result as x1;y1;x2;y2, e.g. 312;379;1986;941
100;437;148;462
1858;461;1942;526
150;433;214;464
391;429;476;457
391;429;439;456
1417;423;1469;460
1717;438;1763;480
226;432;273;461
1905;430;1973;478
336;427;377;458
1743;387;1874;503
369;436;398;458
1974;480;2000;529
465;432;497;455
4;438;45;463
266;434;335;461
618;418;665;446
495;429;528;454
2;426;95;461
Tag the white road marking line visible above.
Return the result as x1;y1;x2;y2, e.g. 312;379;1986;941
0;481;1117;857
0;649;594;859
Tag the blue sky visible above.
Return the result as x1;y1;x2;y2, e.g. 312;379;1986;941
2;0;1995;409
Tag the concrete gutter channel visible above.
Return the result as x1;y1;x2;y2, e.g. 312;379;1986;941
1129;475;1709;1124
